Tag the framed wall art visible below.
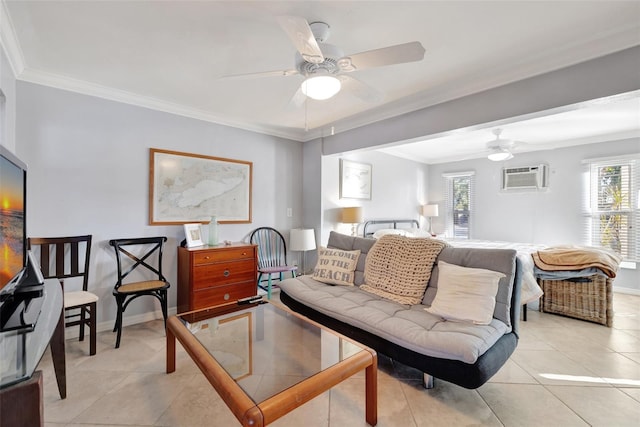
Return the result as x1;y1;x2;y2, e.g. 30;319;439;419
149;148;252;225
340;159;372;200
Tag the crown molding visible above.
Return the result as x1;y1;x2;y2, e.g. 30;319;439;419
18;67;311;142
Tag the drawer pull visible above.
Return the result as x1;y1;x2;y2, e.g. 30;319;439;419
223;270;230;277
224;293;230;301
204;256;210;260
242;252;247;255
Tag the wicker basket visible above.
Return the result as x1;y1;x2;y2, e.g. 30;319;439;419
539;275;613;327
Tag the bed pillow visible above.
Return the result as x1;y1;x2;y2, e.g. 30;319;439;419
312;246;361;286
425;260;505;325
372;228;414;239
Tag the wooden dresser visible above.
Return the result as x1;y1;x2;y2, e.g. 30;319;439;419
177;243;257;313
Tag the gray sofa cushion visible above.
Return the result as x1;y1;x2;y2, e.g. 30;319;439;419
327;231;376;285
278;275;509;364
327;232;517;329
423;247;517;330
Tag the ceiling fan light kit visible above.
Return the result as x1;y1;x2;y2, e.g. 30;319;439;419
486;128;515;161
224;16;425;111
488;149;514;162
301;74;342;100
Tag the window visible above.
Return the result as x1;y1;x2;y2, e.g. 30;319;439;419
443;171;475;239
587;156;639;262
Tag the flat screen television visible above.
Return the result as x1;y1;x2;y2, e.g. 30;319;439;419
0;146;46;332
0;145;28;299
0;146;44;304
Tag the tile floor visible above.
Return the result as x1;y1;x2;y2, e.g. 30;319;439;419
40;292;640;427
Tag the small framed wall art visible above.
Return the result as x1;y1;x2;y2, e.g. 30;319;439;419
340;159;372;200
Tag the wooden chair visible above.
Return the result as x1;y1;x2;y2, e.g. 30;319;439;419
27;235;98;356
249;227;297;299
108;237;170;348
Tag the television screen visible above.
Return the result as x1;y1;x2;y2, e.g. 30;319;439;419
0;146;27;296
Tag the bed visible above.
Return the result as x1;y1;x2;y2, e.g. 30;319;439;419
361;219;544;307
361;219;620;326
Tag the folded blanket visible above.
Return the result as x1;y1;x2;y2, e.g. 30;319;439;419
532;246;622;278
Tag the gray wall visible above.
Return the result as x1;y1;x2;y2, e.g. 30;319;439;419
0;46;16;150
322;46;640;155
14;81;304;331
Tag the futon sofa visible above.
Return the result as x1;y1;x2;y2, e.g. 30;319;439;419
278;231;523;389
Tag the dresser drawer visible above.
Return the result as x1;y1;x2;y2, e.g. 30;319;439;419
178;244;257;313
192;259;256;290
193;247;255;265
192;281;256;309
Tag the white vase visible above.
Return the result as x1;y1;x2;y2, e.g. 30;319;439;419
208;216;218;246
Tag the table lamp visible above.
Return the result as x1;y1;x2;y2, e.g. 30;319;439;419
341;207;363;236
290;228;316;274
421;204;439;236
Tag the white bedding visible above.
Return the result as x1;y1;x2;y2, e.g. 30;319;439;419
370;228;544;305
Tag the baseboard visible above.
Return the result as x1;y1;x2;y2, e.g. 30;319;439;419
613;286;640;296
64;307;178;341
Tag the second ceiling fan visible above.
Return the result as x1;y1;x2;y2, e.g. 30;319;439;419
224;16;426;104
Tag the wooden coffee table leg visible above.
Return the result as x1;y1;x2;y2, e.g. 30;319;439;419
166;324;176;374
365;353;377;426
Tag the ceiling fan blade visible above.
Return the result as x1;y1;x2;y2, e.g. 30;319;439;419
288;86;307;108
338;75;384;103
338;41;425;71
277;15;324;64
220;69;299;80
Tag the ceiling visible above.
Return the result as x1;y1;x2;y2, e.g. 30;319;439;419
2;1;640;159
378;93;640;164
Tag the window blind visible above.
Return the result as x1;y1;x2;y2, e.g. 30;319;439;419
443;171;475;239
586;156;639;262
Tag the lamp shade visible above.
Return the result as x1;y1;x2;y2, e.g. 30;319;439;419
341;206;363;224
290;228;316;251
301;75;341;100
421;204;439;217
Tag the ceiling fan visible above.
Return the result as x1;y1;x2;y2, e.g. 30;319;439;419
486;129;520;161
223;16;426;104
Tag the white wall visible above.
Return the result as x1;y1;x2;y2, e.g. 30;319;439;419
320;150;429;244
427;138;640;292
15;81;304;330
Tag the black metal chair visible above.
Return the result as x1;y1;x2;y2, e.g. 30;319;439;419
108;237;170;348
249;227;297;299
27;235;98;356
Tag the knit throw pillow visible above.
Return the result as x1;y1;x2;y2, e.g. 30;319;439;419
312;246;361;286
361;235;447;305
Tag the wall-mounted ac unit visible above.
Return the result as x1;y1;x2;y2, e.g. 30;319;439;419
502;165;548;190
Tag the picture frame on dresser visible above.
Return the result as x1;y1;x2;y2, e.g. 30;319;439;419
149;148;253;225
183;223;204;248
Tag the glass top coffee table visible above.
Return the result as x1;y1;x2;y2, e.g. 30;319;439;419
166;300;377;426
